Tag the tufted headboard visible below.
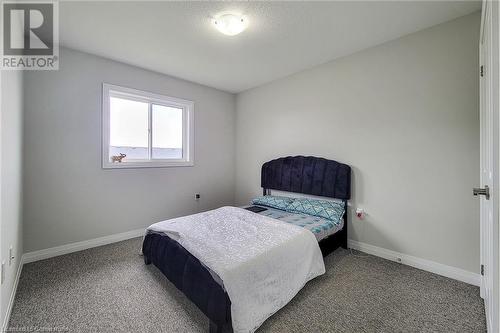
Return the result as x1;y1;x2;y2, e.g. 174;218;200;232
261;156;351;200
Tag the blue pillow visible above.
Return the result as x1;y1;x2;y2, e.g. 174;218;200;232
287;198;345;223
252;195;293;211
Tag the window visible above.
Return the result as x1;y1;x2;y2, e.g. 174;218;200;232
102;83;194;168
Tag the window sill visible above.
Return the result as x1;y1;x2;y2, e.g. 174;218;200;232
102;160;194;169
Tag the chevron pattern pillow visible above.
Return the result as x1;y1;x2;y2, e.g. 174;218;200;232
287;198;344;222
251;195;293;210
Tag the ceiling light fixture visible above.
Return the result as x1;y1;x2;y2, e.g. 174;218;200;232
213;13;248;36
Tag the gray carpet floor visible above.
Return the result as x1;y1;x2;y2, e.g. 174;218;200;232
8;238;486;332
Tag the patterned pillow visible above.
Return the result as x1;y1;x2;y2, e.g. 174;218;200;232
251;195;293;211
287;198;345;222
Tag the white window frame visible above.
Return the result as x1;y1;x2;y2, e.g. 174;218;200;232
102;83;194;169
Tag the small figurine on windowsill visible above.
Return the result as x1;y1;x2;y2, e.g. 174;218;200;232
111;153;126;163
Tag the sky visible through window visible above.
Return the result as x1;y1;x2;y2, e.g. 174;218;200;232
109;97;182;149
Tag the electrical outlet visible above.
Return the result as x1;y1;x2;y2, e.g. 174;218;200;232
195;193;201;201
9;246;14;266
355;208;365;220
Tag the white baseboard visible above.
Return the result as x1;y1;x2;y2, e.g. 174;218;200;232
23;228;145;264
348;239;480;286
2;255;24;332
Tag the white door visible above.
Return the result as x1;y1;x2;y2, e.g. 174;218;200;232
478;1;495;331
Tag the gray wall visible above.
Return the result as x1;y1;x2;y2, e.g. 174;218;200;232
235;13;480;273
1;71;24;327
23;48;235;252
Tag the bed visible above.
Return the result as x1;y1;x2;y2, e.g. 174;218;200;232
142;156;351;333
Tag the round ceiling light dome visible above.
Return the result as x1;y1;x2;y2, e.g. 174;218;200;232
213;13;248;36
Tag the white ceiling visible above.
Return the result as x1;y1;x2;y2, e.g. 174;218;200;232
59;1;481;93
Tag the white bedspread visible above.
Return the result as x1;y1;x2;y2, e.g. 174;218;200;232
146;206;325;333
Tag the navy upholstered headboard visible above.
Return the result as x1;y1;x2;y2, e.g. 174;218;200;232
261;156;351;200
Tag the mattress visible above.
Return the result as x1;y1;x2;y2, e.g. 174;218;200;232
142;206;345;331
146;207;324;332
250;206;344;241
